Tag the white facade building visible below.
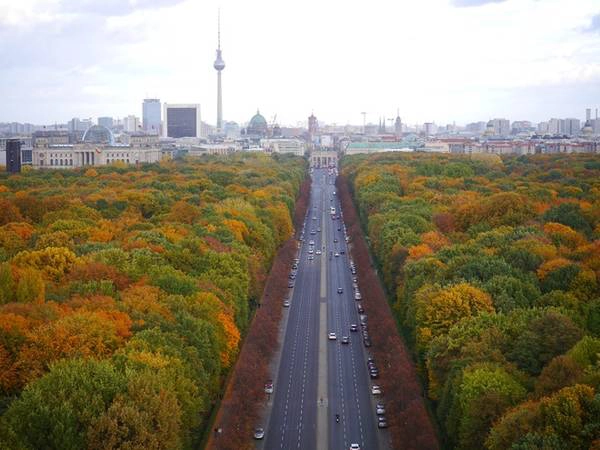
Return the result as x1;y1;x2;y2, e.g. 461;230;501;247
260;139;306;156
32;126;162;168
123;115;141;133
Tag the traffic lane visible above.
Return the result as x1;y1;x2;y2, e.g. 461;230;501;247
327;200;355;450
336;203;379;449
265;236;313;449
329;231;365;450
329;186;379;450
264;201;319;449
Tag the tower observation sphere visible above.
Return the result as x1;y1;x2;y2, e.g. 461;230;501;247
214;50;225;71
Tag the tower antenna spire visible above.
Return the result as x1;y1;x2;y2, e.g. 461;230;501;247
217;8;221;50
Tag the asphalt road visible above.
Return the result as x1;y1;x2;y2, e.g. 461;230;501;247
263;168;379;450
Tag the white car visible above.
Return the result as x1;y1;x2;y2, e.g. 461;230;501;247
354;292;362;300
334;252;340;257
254;427;265;439
328;332;337;340
316;250;322;255
283;300;290;307
350;444;360;450
371;385;382;395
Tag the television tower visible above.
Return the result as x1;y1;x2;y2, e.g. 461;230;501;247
214;9;225;132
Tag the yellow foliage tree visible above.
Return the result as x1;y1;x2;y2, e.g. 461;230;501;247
543;222;586;249
12;246;78;281
222;219;249;242
415;282;494;350
15;268;45;304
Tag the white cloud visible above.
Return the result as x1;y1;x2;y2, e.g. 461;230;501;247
1;0;600;125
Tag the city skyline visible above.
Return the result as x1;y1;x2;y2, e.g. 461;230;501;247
1;0;600;126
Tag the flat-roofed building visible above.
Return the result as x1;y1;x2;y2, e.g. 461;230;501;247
163;104;201;138
260;138;306;156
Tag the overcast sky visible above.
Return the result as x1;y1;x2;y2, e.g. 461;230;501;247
1;0;599;126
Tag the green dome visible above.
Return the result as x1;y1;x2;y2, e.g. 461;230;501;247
247;110;268;136
249;110;267;127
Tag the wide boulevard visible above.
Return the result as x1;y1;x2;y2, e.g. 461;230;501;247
262;168;380;450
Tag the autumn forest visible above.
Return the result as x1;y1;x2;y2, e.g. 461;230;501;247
343;152;600;449
0;154;305;449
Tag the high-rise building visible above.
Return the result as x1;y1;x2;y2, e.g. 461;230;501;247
423;122;437;136
69;118;92;133
537;121;549;134
563;118;581;136
163;104;201;138
491;118;510;136
548;118;562;135
213;10;225;133
6;139;21;173
142;99;161;134
466;122;487;134
123;115;140;133
98;117;114;129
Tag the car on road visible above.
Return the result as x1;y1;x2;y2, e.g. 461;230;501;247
350;324;358;332
265;381;273;394
337;287;343;294
363;338;372;347
316;249;322;255
354;292;362;300
310;230;316;235
376;403;386;415
357;304;364;314
283;300;290;307
334;252;340;257
340;249;345;254
371;385;382;395
334;238;338;243
338;227;341;231
253;427;265;439
378;416;388;428
370;369;379;379
328;332;337;340
349;444;361;450
309;240;314;246
317;227;321;232
308;255;314;260
288;281;295;288
313;216;317;220
341;336;350;344
308;249;314;254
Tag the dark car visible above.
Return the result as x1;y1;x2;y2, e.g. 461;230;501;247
357;304;364;314
337;287;343;294
288;281;295;288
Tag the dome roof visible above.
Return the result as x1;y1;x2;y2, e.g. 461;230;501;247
247;110;268;136
249;110;267;128
82;125;114;145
